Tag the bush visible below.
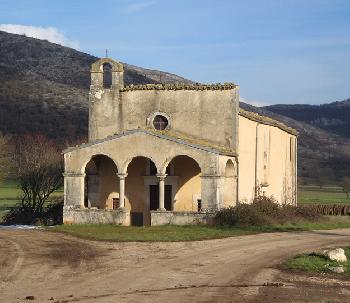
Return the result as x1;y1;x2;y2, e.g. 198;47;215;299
215;195;321;227
215;204;270;227
2;198;63;226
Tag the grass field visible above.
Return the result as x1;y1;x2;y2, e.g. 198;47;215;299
1;181;349;220
298;185;350;204
51;218;350;242
282;246;350;276
0;179;63;220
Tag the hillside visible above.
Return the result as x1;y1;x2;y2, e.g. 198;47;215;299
0;30;349;183
264;100;350;139
0;30;192;140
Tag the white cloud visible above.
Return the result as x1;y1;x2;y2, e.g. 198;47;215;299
122;1;155;14
0;24;79;49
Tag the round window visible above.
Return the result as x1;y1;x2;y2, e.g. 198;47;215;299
153;115;168;130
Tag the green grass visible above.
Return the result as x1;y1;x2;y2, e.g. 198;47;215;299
50;218;350;242
0;179;63;220
282;246;350;276
298;185;350;204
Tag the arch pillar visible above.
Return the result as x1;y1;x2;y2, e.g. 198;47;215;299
156;174;167;211
117;173;128;208
63;172;86;208
200;174;224;211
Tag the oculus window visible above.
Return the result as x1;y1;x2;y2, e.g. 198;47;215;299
153;115;168;130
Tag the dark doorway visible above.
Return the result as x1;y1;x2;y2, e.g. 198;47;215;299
131;212;143;226
149;185;172;211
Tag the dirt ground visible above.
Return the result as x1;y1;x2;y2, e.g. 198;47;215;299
1;228;350;303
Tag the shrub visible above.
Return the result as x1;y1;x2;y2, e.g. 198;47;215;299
2;198;63;226
215;195;321;227
215;204;270;227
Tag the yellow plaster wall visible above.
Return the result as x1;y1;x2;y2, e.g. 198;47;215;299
172;156;201;211
238;116;296;204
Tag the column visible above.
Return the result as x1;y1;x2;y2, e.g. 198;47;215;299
117;173;128;209
157;174;167;211
63;172;86;208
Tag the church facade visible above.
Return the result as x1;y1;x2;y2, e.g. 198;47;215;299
63;58;297;226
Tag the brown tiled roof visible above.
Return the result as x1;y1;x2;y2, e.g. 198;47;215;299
239;109;298;136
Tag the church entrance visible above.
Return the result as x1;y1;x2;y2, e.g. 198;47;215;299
149;184;172;211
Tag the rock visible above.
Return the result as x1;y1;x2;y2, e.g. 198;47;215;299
327;265;345;273
25;296;35;300
322;248;347;262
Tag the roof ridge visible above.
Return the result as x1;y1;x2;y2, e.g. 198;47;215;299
121;83;237;91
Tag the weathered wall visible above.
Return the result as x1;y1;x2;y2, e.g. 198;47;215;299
238;115;297;204
63;207;130;225
151;211;215;226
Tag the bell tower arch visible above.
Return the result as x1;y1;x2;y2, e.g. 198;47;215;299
89;58;124;142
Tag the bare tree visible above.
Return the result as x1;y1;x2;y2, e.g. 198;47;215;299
342;177;350;199
12;134;63;218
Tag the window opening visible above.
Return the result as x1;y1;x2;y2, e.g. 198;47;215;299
153;115;168;130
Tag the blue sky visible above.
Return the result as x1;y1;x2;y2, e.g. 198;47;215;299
0;0;349;105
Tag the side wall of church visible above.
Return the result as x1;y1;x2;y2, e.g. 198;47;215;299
238;115;297;204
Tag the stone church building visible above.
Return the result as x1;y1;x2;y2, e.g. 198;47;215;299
63;58;297;226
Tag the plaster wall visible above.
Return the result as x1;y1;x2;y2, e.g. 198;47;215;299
89;88;239;150
238;115;297;204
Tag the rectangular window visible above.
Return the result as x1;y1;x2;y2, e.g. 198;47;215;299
112;198;120;209
197;199;202;212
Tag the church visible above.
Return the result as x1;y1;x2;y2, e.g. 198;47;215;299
63;58;297;226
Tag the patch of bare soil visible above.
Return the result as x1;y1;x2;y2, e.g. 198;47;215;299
1;228;350;302
250;271;350;303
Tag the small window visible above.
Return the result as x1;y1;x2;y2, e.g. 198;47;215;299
103;63;112;88
197;199;202;212
153;115;168;130
112;198;120;209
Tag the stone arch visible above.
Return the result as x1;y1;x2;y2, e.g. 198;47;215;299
84;154;119;209
81;152;120;174
122;154;161;174
91;58;124;73
223;159;237;208
161;153;204;174
225;159;235;177
164;155;202;212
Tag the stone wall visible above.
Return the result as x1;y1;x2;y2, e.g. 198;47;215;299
63;206;130;225
150;211;215;226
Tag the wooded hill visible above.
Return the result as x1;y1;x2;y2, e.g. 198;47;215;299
0;30;349;184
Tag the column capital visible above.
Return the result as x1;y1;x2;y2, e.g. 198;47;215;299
117;173;128;179
63;172;86;178
156;173;167;181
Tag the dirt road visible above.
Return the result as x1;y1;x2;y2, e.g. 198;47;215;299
1;228;350;303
